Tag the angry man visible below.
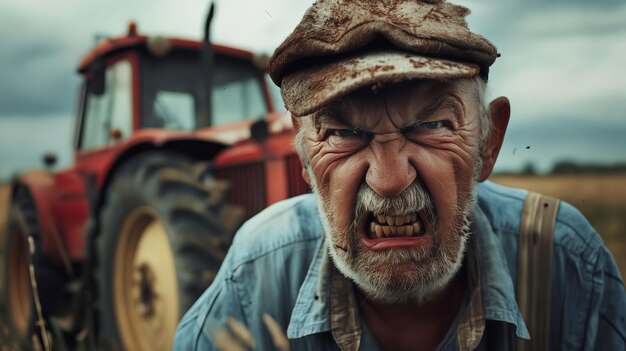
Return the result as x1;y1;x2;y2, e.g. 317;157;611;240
174;0;626;350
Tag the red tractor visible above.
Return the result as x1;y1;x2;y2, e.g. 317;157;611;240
0;8;307;351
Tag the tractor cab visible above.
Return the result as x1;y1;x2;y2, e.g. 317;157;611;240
76;23;272;151
1;18;306;351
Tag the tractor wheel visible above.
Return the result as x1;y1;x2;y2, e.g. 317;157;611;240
96;152;242;351
1;205;34;347
0;187;64;349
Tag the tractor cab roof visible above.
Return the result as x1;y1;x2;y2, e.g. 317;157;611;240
77;22;257;73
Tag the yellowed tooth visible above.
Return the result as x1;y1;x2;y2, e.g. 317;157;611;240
377;215;386;224
411;213;417;222
394;216;402;225
413;222;421;234
405;214;411;224
382;225;390;236
390;226;397;235
404;225;413;236
375;224;383;239
370;222;376;235
386;216;394;225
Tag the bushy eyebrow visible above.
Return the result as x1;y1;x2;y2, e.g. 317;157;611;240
404;92;459;128
313;105;353;129
313;89;462;130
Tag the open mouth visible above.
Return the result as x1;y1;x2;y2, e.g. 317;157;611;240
366;212;426;239
360;211;430;251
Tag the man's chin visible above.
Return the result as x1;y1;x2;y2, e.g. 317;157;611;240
340;265;448;304
328;234;467;304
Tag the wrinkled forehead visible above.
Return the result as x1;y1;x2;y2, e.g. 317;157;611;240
311;79;478;128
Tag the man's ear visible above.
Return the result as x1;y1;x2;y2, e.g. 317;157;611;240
478;96;510;181
291;114;312;186
290;114;301;129
301;168;312;186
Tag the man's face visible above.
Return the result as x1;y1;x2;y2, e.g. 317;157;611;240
298;79;486;302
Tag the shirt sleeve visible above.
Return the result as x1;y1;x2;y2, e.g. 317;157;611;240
173;262;247;350
587;245;626;350
550;201;625;351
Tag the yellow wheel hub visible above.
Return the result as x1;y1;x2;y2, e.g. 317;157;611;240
114;207;179;351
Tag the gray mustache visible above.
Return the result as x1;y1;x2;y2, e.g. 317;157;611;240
354;181;437;225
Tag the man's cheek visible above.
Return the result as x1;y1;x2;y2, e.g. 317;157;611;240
411;148;469;227
417;133;478;169
310;147;359;184
317;161;368;241
444;135;481;201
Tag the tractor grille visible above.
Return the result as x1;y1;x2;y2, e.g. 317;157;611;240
215;162;266;220
285;154;310;197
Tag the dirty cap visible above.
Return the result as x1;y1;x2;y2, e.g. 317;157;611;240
269;0;498;117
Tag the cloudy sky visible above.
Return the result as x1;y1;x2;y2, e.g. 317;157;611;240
1;0;625;180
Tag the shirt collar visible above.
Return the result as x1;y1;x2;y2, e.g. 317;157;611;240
286;203;529;341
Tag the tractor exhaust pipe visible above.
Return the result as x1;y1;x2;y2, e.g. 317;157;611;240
199;2;216;128
204;2;215;43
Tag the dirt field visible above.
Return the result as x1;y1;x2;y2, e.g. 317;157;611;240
491;174;626;282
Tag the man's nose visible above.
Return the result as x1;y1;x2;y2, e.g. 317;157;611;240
365;137;416;197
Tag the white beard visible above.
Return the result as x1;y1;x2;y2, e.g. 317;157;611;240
314;176;476;303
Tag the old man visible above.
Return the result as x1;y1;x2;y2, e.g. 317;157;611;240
175;0;626;350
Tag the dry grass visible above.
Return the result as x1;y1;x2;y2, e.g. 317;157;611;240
0;177;622;350
0;184;14;347
491;174;626;206
0;184;16;348
491;174;626;283
1;177;623;277
0;184;10;236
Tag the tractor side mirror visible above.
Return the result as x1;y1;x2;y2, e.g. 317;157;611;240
89;59;106;96
250;119;269;144
110;128;123;141
43;153;57;169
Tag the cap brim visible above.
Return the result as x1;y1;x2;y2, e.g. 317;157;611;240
281;51;479;117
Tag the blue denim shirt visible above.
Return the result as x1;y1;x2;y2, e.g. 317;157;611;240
174;181;626;350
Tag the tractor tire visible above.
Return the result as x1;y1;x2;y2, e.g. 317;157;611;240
95;152;242;351
0;186;64;349
1;204;35;348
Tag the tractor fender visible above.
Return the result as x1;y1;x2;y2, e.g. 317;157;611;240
12;171;71;269
94;138;230;217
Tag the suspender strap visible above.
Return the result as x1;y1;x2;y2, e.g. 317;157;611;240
516;191;560;351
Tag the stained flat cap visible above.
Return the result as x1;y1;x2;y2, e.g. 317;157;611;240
269;0;498;116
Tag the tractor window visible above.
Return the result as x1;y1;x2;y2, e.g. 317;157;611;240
266;74;286;112
141;51;267;130
212;77;264;126
154;91;195;130
81;60;133;149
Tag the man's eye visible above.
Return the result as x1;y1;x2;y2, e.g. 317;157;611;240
331;129;360;138
419;121;452;130
327;129;372;149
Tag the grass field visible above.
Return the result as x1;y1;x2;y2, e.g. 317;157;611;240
491;174;626;283
0;184;9;246
0;175;624;309
0;176;624;349
1;177;625;279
